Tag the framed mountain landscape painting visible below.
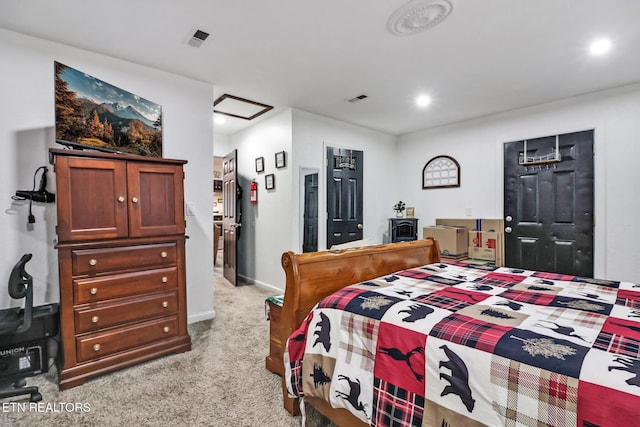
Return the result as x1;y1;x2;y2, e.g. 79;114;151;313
54;62;162;157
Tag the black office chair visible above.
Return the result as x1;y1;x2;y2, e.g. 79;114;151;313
0;254;42;402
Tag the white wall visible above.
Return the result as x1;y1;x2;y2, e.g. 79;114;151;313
225;108;398;292
213;133;232;157
0;28;215;323
229;110;293;291
397;83;640;283
292;109;398;252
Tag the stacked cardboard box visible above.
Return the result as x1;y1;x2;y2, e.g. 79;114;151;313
435;218;504;266
423;225;468;259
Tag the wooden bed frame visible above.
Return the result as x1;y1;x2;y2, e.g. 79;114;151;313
278;238;441;425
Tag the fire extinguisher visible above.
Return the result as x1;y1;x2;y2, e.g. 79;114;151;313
250;179;257;204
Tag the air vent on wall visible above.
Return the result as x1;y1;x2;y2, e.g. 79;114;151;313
347;94;368;103
187;29;210;48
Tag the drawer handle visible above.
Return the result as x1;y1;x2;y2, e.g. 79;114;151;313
160;251;168;258
162;301;169;308
118;196;125;203
163;326;170;333
161;276;168;283
91;316;99;323
89;259;97;266
90;287;98;295
132;197;139;203
93;344;101;352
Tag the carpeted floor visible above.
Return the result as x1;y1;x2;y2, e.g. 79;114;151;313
1;260;334;427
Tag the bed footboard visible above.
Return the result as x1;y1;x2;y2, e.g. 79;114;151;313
279;238;440;416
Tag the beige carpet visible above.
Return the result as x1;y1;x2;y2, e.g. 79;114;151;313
1;264;334;427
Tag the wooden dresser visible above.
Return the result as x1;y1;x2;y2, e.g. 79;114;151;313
50;148;191;390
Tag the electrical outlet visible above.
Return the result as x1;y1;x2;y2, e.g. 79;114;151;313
465;207;472;217
186;202;196;216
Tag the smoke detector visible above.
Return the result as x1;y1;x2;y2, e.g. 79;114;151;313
387;0;453;36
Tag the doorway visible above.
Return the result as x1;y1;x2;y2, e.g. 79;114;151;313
503;130;594;276
303;172;319;252
326;147;363;248
213;156;223;266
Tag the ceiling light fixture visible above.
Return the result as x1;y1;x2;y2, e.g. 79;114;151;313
214;115;226;125
416;95;431;107
589;38;612;55
388;0;453;36
213;94;274;120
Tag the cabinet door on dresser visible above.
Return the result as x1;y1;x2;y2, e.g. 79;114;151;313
55;157;129;241
127;162;185;237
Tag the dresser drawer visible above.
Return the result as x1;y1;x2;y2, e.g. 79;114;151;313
74;267;177;304
72;243;177;275
74;291;178;333
76;316;178;363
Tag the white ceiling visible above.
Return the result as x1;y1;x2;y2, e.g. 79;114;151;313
2;0;640;136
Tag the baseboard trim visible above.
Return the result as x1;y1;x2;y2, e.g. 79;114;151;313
188;309;216;324
237;274;283;294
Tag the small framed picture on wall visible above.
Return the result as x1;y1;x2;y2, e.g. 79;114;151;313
255;157;265;173
275;151;286;168
265;173;275;190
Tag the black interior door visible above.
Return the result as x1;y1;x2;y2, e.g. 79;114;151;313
504;130;594;276
326;147;363;248
303;173;318;253
223;149;239;285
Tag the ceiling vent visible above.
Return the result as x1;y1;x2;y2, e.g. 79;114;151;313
347;94;368;103
187;29;210;48
387;0;453;36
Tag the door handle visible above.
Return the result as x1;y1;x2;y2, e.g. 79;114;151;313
505;227;512;233
357;224;363;230
231;223;242;228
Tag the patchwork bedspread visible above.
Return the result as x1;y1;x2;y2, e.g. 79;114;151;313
284;262;640;426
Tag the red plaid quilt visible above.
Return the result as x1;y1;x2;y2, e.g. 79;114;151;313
284;262;640;426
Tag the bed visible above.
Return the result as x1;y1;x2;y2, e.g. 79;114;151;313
280;239;640;426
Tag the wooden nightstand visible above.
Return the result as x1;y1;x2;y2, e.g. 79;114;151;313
265;295;284;376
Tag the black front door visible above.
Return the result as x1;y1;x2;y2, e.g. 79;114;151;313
303;173;318;253
504;130;594;276
326;147;363;248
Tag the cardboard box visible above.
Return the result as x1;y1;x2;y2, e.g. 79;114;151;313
437;218;505;266
436;218;503;232
469;230;499;249
424;225;469;257
468;246;496;262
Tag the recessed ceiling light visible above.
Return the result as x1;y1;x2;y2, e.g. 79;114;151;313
416;95;431;107
214;115;226;125
589;38;611;55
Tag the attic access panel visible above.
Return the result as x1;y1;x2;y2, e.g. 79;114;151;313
213;94;273;120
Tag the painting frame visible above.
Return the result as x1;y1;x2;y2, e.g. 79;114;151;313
275;151;286;169
265;173;275;190
255;156;265;173
54;62;163;157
